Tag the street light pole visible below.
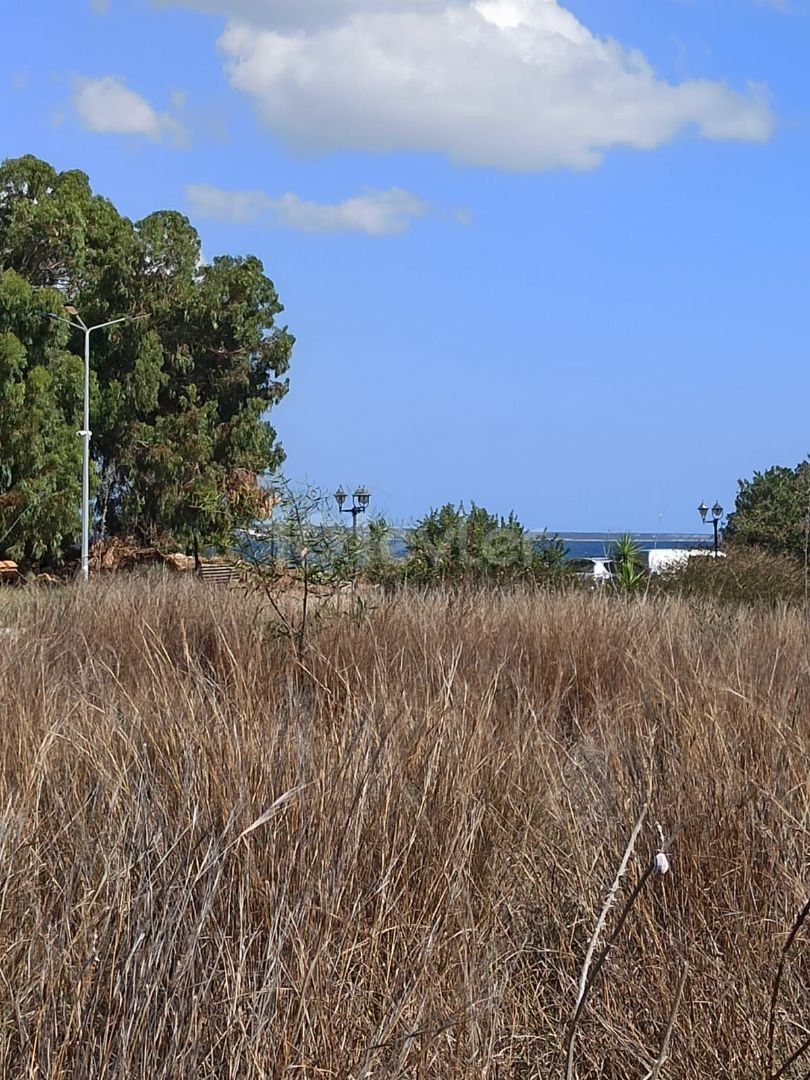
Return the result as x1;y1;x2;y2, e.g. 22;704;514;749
334;486;371;537
42;306;148;583
334;486;371;566
80;322;91;585
697;501;723;557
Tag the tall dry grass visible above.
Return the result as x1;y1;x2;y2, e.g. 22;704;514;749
0;576;807;1078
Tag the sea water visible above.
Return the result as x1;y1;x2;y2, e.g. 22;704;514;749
387;531;712;561
554;532;710;560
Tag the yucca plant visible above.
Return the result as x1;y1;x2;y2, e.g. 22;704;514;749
612;532;646;593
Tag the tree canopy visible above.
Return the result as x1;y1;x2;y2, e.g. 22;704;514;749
723;457;810;561
0;155;292;563
403;503;565;583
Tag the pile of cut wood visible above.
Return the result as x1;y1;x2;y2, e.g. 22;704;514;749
91;538;195;573
0;560;20;584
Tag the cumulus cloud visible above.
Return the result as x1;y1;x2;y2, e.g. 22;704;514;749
73;76;188;144
203;0;773;171
187;183;429;234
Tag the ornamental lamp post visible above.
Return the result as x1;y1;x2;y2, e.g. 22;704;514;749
334;485;371;541
42;306;149;584
697;500;723;557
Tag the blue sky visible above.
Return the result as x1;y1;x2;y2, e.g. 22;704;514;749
2;0;808;532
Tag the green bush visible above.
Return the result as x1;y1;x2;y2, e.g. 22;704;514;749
655;545;808;606
400;503;566;586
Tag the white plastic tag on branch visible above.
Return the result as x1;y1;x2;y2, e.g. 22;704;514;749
652;852;670;876
652;821;670;876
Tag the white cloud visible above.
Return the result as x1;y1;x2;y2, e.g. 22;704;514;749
91;0;111;12
201;0;773;171
187;183;429;234
73;76;188;144
147;0;776;171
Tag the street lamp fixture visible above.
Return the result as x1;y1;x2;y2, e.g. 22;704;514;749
334;485;371;539
41;305;149;584
697;500;723;556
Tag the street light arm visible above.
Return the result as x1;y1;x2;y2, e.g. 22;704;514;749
88;317;129;333
88;313;149;333
39;311;149;335
39;311;86;334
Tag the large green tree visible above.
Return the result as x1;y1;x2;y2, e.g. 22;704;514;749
723;458;810;560
0;268;84;562
0;155;292;562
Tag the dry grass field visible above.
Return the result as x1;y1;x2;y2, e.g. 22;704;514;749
0;577;807;1078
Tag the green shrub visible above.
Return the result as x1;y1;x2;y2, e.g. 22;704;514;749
656;545;808;606
400;503;566;585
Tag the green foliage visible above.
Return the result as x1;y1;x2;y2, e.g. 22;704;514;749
236;491;566;592
361;517;401;588
402;503;565;585
0;269;84;562
236;481;353;584
655;546;807;607
0;155;293;563
610;532;647;593
723;458;810;561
